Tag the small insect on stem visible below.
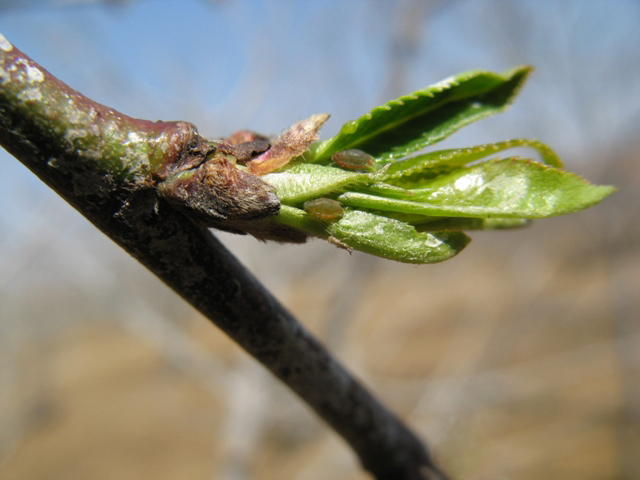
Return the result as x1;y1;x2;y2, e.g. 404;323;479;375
331;149;375;171
303;198;344;222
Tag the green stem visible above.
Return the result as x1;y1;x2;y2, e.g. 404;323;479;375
272;205;331;238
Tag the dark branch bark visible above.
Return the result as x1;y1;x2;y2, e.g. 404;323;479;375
0;35;448;480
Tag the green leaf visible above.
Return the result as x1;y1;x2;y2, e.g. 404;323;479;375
252;67;615;265
415;217;530;231
338;158;615;218
310;66;532;163
326;210;471;264
379;138;563;184
262;163;371;204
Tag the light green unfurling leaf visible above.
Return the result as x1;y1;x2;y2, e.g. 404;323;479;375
249;68;614;264
326;210;471;264
262;163;371;204
339;159;614;218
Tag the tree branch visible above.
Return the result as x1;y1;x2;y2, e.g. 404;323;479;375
0;35;448;480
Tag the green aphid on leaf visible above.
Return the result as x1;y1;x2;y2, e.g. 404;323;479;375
331;149;375;171
303;197;344;221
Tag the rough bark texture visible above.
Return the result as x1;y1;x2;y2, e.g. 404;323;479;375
0;35;448;480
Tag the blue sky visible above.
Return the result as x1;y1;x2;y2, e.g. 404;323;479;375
2;0;637;149
0;0;638;285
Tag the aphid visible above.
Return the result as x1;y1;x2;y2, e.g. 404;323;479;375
225;130;270;145
303;198;344;221
217;140;271;164
331;149;375;171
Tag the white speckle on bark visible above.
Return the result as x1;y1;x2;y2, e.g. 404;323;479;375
5;58;44;85
127;131;143;143
65;128;88;149
11;58;28;71
83;149;102;160
0;34;13;52
25;64;44;83
67;100;83;124
17;86;42;101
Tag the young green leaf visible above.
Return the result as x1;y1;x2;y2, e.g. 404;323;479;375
262;163;371;204
379;138;563;184
338;158;616;218
309;66;532;163
325;210;471;264
237;67;614;265
415;217;530;232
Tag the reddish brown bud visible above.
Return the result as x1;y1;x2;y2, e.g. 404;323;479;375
247;114;330;175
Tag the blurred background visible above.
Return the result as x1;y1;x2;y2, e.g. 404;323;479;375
0;1;638;479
